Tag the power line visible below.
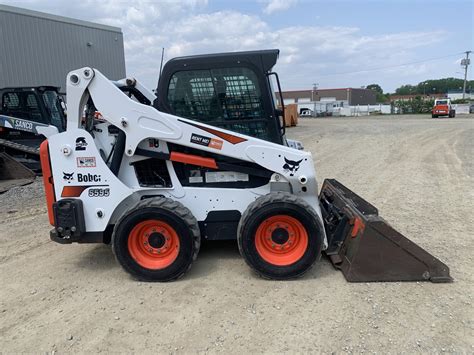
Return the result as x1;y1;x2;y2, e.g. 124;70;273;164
317;52;466;77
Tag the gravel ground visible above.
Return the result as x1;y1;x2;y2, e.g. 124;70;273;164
0;114;473;353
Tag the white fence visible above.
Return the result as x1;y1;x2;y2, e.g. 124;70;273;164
334;104;392;117
453;104;470;114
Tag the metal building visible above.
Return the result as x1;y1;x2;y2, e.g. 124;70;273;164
0;5;126;93
277;88;377;106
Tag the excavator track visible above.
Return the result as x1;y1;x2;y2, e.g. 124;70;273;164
0;138;40;156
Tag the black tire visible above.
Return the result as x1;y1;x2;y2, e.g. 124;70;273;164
237;192;323;280
112;197;200;282
432;114;437;118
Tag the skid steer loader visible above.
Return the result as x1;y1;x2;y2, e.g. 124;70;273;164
39;50;451;282
0;86;65;192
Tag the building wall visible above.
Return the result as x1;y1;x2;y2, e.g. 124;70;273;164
0;5;126;92
348;88;376;105
278;88;376;105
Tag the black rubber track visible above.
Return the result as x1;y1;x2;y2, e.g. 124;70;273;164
112;197;201;282
237;192;323;280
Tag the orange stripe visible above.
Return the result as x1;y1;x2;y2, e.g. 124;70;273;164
39;140;55;226
170;152;218;169
61;186;88;197
199;126;247;145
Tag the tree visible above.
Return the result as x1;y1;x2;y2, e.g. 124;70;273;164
395;84;417;95
367;84;383;94
366;84;389;103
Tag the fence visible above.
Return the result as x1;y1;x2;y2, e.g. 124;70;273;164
333;104;392;116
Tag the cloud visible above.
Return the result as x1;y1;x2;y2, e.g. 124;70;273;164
262;0;298;15
0;1;449;91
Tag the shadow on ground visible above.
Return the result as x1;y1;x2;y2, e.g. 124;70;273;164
72;240;340;282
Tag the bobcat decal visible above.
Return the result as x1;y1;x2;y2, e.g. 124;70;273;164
283;157;303;176
63;172;74;182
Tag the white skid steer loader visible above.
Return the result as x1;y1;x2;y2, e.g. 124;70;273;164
40;50;451;282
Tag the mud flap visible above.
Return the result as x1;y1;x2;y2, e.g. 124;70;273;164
319;179;452;283
0;152;36;193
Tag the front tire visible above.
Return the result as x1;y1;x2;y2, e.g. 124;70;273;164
238;192;323;280
112;197;200;282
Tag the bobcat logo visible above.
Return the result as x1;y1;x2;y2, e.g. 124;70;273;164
63;172;74;182
283;157;303;176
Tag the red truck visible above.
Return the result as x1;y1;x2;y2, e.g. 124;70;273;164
432;98;455;118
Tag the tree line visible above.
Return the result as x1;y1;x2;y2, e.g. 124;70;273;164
393;78;474;95
364;78;474;112
365;78;474;104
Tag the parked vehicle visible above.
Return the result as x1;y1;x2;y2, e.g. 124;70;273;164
432;98;455;118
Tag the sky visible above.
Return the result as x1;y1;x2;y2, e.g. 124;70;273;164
1;0;472;93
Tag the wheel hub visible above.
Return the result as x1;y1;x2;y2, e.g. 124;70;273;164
148;232;166;249
254;215;309;266
128;220;180;270
271;228;289;245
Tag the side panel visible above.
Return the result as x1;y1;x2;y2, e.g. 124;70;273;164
47;129;133;232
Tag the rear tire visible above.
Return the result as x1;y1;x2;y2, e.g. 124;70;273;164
112;197;200;282
432;114;437;118
238;192;323;280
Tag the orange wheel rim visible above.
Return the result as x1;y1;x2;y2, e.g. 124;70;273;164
255;215;308;266
128;220;180;269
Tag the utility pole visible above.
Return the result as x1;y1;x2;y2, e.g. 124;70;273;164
311;83;318;101
461;51;471;100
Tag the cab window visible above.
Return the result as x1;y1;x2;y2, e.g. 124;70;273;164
167;67;270;140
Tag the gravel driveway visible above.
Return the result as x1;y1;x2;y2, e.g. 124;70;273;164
0;114;472;353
